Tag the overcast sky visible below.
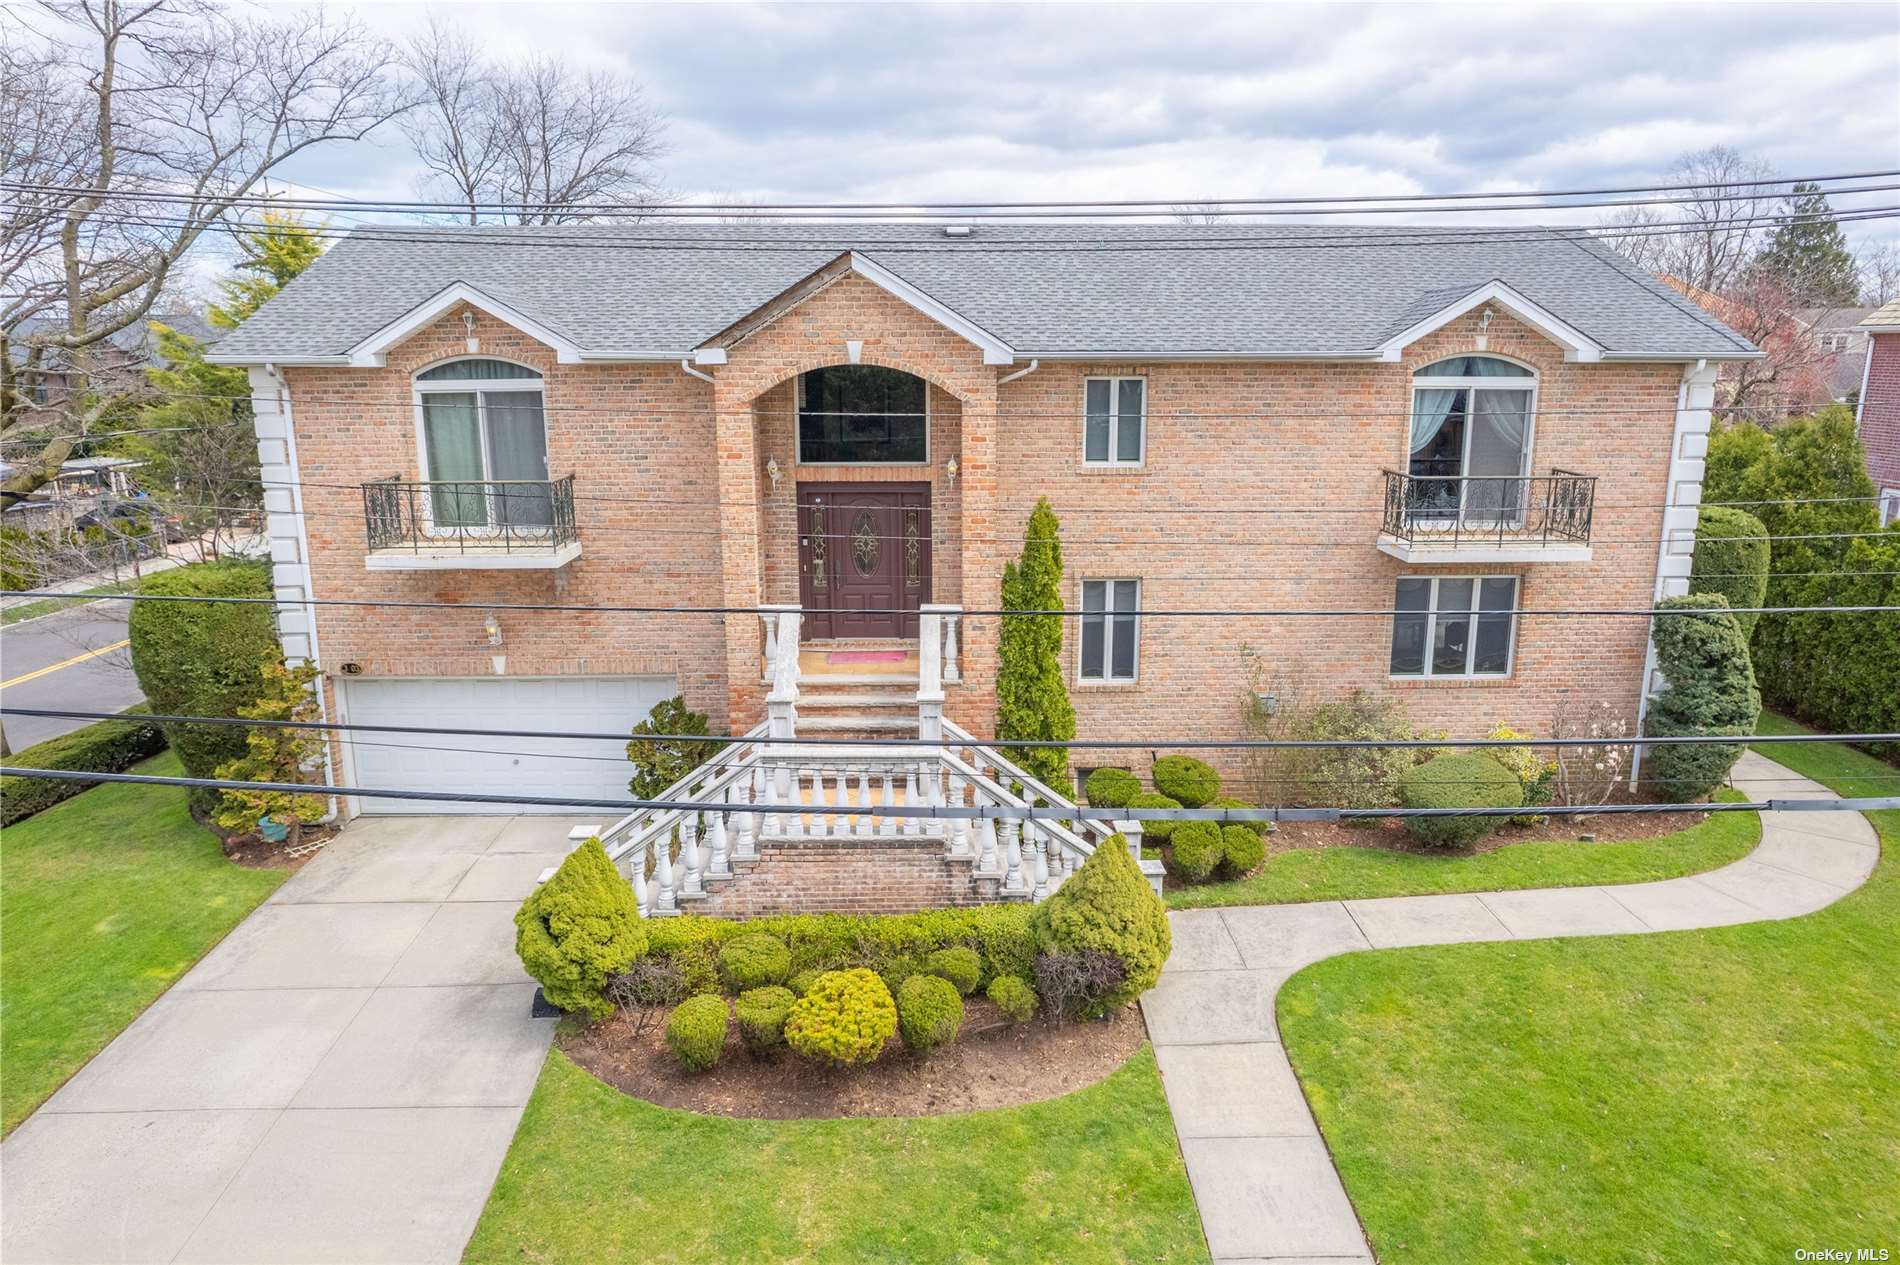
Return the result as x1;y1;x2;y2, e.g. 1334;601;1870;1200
277;2;1898;242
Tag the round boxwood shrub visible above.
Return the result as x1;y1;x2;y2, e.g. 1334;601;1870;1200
1166;820;1223;882
513;838;648;1020
1208;797;1267;836
1084;767;1142;809
1125;791;1182;841
784;968;898;1066
1398;753;1524;847
897;973;965;1053
665;994;729;1071
735;985;796;1054
718;932;791;991
1150;755;1221;807
923;946;982;996
787;968;822;997
1028;832;1171;1016
986;975;1038;1024
1219;824;1266;878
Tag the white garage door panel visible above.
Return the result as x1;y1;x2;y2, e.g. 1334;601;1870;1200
343;676;676;814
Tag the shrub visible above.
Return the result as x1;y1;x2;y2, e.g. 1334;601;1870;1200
1296;690;1415;809
784;968;897;1066
1208;797;1267;836
717;932;791;990
665;995;729;1071
1166;820;1223;882
1124;791;1181;841
626;695;726;801
897;974;965;1053
1032;950;1128;1021
735;985;796;1054
1219;824;1265;878
1028;832;1170;1015
1151;755;1220;807
1398;754;1524;847
0;707;166;827
606;956;687;1010
1691;506;1771;640
923;946;982;996
127;561;279;813
787;968;822;997
986;975;1038;1024
513;838;648;1019
1084;767;1141;809
1645;594;1761;801
997;498;1076;788
210;661;327;845
1486;725;1558;824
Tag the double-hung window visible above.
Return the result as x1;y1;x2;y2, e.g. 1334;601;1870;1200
1390;575;1517;677
1080;579;1140;682
414;359;551;530
1084;378;1145;466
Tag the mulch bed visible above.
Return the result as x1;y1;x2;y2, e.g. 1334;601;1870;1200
563;998;1147;1119
217;823;336;871
1262;798;1715;856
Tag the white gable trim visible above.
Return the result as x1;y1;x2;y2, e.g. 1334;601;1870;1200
845;253;1016;365
344;282;587;367
1378;280;1606;364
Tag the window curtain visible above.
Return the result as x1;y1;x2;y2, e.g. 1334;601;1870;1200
1409;389;1461;454
1467;388;1532;519
484;391;552;527
421;393;485;527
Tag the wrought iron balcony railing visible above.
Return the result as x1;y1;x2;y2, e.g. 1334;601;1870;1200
1380;469;1597;548
362;474;578;556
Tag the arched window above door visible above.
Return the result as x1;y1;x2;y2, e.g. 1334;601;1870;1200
797;365;928;464
1408;356;1537;521
413;358;551;528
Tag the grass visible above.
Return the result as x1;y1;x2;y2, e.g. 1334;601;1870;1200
1168;792;1759;910
1;578;136;626
0;750;285;1134
1275;721;1898;1264
464;1044;1209;1265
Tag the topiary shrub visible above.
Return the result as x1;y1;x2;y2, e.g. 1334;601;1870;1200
1151;755;1220;807
127;561;280;814
787;968;822;997
1398;753;1523;847
1028;832;1170;1016
1645;593;1762;802
1219;824;1265;878
784;968;898;1066
717;932;791;991
1126;791;1181;841
1691;506;1771;640
1166;820;1223;882
0;707;167;827
923;946;981;996
665;994;729;1071
986;975;1039;1024
1208;797;1267;836
1084;767;1141;809
735;985;796;1054
896;973;965;1053
513;838;648;1020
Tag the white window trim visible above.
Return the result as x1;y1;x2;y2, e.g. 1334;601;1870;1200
1077;578;1141;684
793;369;932;467
1389;573;1519;680
1881;487;1900;527
1082;376;1147;468
1409;357;1540;523
411;359;551;538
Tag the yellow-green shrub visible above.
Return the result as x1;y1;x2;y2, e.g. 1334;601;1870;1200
665;994;728;1071
512;838;646;1019
986;975;1038;1024
717;932;790;990
1219;824;1265;878
1166;820;1223;882
784;968;897;1066
923;946;982;995
897;973;964;1053
1028;834;1171;1014
734;986;795;1054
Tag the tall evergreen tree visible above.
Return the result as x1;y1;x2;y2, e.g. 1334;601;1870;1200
995;498;1076;788
209;211;325;330
1753;183;1860;306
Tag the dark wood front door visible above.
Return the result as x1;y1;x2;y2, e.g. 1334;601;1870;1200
797;483;931;639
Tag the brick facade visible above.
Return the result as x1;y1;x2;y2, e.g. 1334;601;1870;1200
685;838;1004;917
1860;331;1900;501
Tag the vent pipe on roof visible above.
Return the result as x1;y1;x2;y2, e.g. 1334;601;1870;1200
942;225;974;238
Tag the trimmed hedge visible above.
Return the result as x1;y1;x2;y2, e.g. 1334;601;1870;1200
717;932;791;991
666;995;729;1071
513;838;648;1019
734;986;795;1054
896;973;964;1053
785;969;897;1066
1126;791;1181;841
126;562;279;813
1029;832;1171;1015
1;707;167;826
1690;506;1771;640
1208;797;1267;837
1166;820;1223;882
1398;753;1524;847
1151;755;1220;807
923;946;982;996
986;975;1039;1023
1219;824;1265;878
1645;593;1760;802
1083;767;1142;809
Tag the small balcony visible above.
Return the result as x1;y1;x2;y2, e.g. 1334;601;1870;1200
361;475;581;570
1377;469;1596;563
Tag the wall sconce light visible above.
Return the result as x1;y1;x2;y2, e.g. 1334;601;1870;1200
1476;306;1493;351
462;309;479;353
765;456;782;490
944;455;959;485
483;613;503;647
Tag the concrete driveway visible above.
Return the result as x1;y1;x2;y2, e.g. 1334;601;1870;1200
2;815;575;1265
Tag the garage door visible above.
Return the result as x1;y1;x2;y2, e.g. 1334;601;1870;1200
340;676;678;814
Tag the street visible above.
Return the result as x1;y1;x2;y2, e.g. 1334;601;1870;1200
0;602;143;749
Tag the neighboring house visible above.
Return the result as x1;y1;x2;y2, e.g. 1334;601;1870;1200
5;312;218;417
205;223;1757;851
1855;300;1900;525
0;455;146;533
1792;305;1878;403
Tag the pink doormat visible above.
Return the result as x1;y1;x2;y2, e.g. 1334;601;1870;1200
826;650;909;664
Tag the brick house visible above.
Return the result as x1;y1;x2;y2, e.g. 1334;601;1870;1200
208;224;1758;853
1855;300;1900;525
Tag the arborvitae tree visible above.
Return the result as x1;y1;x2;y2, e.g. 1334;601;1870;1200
1689;506;1770;640
209;211;325;330
1753;183;1860;306
1644;594;1760;802
995;498;1076;788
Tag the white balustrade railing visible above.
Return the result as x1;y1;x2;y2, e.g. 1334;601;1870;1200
941;717;1122;852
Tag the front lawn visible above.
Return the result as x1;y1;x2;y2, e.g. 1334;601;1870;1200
1168;793;1758;909
0;751;285;1133
464;1044;1208;1265
1276;736;1898;1263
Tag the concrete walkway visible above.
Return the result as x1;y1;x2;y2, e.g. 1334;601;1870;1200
2;815;570;1265
1142;750;1882;1264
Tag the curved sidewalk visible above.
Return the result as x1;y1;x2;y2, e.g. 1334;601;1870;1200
1140;750;1882;1265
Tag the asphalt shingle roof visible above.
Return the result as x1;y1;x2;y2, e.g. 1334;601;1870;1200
209;222;1758;362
